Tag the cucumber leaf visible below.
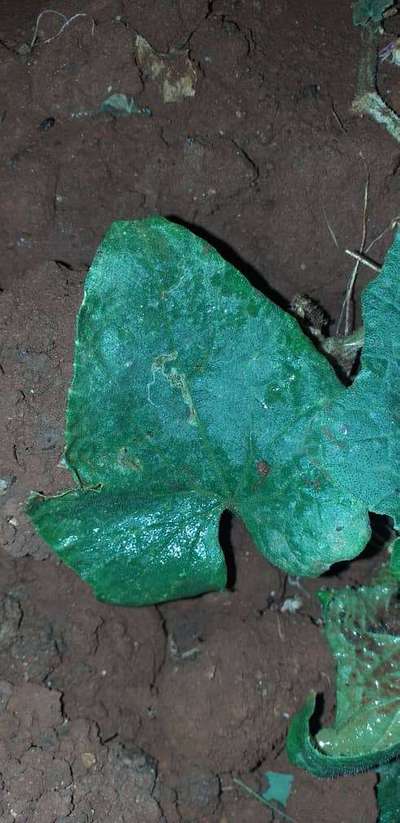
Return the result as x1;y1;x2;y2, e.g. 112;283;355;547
27;218;400;605
287;567;400;776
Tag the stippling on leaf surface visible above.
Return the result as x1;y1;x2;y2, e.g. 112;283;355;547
27;217;400;605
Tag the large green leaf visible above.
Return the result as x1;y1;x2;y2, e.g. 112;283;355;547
27;218;400;605
287;567;400;776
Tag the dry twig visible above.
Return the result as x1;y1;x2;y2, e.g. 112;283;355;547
30;9;95;50
336;173;369;335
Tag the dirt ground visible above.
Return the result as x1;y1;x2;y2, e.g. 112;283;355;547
0;1;399;820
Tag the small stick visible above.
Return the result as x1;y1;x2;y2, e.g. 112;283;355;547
335;261;355;336
322;207;338;247
336;205;399;339
336;174;369;336
233;778;297;823
345;175;369;335
344;249;380;272
365;216;400;254
331;102;346;133
276;614;285;642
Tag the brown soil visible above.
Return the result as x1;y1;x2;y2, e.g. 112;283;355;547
0;1;397;820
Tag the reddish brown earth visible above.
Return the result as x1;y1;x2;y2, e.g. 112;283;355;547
0;0;398;820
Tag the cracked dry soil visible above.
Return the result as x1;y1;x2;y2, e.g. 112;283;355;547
0;0;398;820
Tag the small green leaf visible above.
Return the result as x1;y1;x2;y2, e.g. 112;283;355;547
262;772;294;806
377;760;400;822
352;0;393;28
287;569;400;776
27;218;400;605
99;93;151;117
